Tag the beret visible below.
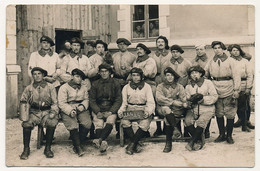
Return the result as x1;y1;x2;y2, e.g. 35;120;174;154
156;36;169;50
70;37;84;49
227;44;245;57
98;63;112;72
211;41;226;50
116;38;131;46
31;67;48;77
130;67;144;78
163;67;180;80
187;65;205;77
95;40;106;48
136;43;151;54
86;40;96;48
40;36;55;46
71;68;86;80
170;44;184;54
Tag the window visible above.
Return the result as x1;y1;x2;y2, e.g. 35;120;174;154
132;5;159;40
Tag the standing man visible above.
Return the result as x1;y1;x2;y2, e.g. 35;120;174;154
89;64;122;153
58;69;92;157
150;36;172;137
204;41;241;144
228;44;254;132
20;67;59;160
185;66;218;151
191;43;211;138
84;40;96;58
118;68;155;155
28;35;60;88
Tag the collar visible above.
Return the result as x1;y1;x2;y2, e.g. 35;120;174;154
163;81;177;89
231;55;243;61
170;56;184;64
195;54;208;62
155;49;169;57
213;53;228;62
87;50;96;57
68;80;81;89
136;54;149;63
38;49;53;57
130;80;145;90
33;80;47;88
190;77;204;87
70;51;82;58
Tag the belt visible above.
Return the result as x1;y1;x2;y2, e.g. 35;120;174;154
68;100;83;104
128;102;146;106
211;76;232;81
241;78;247;81
31;106;51;110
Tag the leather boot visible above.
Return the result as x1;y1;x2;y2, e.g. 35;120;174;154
89;123;96;139
99;124;113;152
44;127;55;158
226;119;235;144
185;125;195;137
20;127;32;160
214;117;226;143
70;129;85;156
233;119;242;128
153;121;163;137
124;127;134;144
242;120;251;132
205;120;211;138
247;121;255;129
125;142;135;155
163;125;173;153
79;124;90;144
185;126;203;151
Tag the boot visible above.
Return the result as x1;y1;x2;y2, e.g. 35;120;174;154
153;121;163;137
163;125;173;153
247;121;255;129
70;129;85;156
226;119;235;144
44;127;55;158
233;119;242;128
124;127;134;144
93;129;102;148
115;121;120;139
192;127;204;151
79;124;89;144
242;120;251;132
125;142;135;155
185;125;195;137
214;117;226;143
165;114;181;138
89;123;96;139
185;126;203;151
99;124;113;152
205;120;211;138
20;127;32;160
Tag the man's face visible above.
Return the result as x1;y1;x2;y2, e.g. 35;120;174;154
137;47;146;57
213;44;224;56
72;75;82;84
86;45;94;52
65;42;71;50
231;48;240;57
196;46;206;57
118;42;128;52
71;43;81;54
190;71;202;82
136;25;141;32
165;73;174;83
156;39;166;50
132;73;141;83
95;44;105;56
32;71;44;83
99;68;110;80
171;50;181;59
41;41;51;50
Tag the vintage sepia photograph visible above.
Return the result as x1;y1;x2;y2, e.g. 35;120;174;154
4;2;257;169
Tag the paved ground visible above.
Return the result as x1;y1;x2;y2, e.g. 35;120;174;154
5;114;255;168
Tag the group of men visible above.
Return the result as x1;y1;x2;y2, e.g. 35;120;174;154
19;34;254;160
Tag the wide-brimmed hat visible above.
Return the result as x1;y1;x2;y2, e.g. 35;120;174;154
31;67;48;77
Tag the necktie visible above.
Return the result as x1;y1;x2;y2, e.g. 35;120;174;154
217;59;221;66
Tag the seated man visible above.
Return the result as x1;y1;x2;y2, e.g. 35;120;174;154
58;69;92;157
118;67;155;155
20;67;59;160
185;66;218;151
89;63;122;153
156;67;187;153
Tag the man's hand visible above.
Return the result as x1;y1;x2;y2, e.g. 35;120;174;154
49;113;55;119
143;111;149;119
172;100;183;107
97;112;103;119
232;90;239;99
118;111;123;119
104;111;112;118
70;110;77;118
77;104;85;113
245;88;251;96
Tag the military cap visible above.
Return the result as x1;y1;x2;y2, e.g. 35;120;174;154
136;43;151;54
211;41;226;50
40;36;55;46
86;40;96;48
98;63;112;72
31;67;48;77
130;67;144;78
170;44;184;54
187;65;205;77
71;68;86;80
156;36;169;50
163;67;180;80
116;38;131;46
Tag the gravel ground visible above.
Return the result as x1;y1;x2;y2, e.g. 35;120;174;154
5;113;255;167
